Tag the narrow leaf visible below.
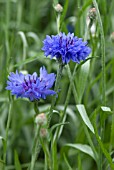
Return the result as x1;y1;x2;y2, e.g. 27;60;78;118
77;60;90;103
110;115;114;148
51;122;69;133
49;122;69;141
65;143;95;160
77;104;94;133
60;0;69;26
63;154;72;170
14;150;22;170
93;112;114;169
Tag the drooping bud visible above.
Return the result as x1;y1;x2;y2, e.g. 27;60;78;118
54;3;63;13
110;32;114;43
35;113;47;126
88;8;96;21
40;128;48;138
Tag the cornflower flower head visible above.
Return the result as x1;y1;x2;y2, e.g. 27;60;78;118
6;67;56;101
42;32;91;64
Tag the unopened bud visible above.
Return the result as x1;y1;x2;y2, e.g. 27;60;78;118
54;4;63;13
88;8;96;21
35;113;47;126
40;128;48;138
110;32;114;43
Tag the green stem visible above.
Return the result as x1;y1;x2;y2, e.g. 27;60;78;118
51;64;77;170
29;125;40;170
52;141;58;170
93;112;114;169
83;124;99;167
92;1;106;169
57;13;61;33
5;0;10;75
3;97;12;169
41;139;52;170
34;101;39;116
48;63;64;127
66;64;99;168
54;64;77;140
92;0;106;106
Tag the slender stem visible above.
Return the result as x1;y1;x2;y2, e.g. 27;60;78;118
54;64;77;140
29;125;40;170
34;101;39;116
57;13;61;34
92;1;106;169
5;0;10;76
92;0;106;106
41;139;52;170
83;124;99;167
51;65;77;170
73;93;99;168
44;153;48;170
52;141;58;170
3;97;12;169
48;63;64;127
3;3;11;166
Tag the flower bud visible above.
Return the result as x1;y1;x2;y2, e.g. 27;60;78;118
35;113;47;126
40;128;48;138
54;3;63;13
110;32;114;43
88;8;96;21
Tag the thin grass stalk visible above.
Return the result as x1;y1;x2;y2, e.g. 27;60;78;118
50;65;77;170
40;139;52;170
3;97;12;170
5;0;10;74
48;10;63;126
29;102;40;170
92;1;106;169
29;125;40;170
51;65;77;170
92;0;106;105
53;64;77;142
48;63;64;127
69;76;99;168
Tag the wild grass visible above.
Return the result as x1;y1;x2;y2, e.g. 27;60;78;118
0;0;114;170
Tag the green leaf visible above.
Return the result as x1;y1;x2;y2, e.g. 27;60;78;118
13;53;45;68
77;60;90;103
65;143;95;160
76;104;94;134
93;112;114;169
14;150;22;170
110;115;114;148
101;106;112;114
63;154;72;170
49;122;69;141
51;122;69;133
60;0;69;27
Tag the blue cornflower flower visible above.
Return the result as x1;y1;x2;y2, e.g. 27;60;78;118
6;67;56;101
42;32;91;64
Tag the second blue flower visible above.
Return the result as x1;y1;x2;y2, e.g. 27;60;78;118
42;32;91;64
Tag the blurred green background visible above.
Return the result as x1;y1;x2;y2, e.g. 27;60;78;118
0;0;114;169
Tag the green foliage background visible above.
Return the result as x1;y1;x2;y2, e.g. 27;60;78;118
0;0;114;169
